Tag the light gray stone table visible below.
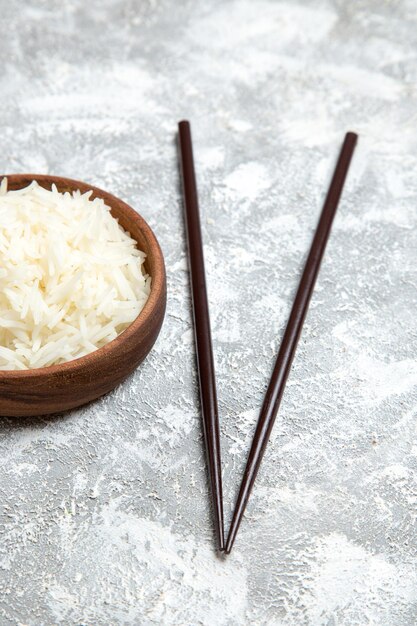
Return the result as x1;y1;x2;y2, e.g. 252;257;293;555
0;1;416;624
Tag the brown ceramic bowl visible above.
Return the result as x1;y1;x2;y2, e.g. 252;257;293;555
0;174;167;417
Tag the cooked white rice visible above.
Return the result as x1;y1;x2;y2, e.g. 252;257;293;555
0;178;151;370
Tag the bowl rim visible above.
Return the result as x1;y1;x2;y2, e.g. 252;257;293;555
0;173;166;379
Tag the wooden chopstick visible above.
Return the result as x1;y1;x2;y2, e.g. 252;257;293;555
178;120;225;551
225;132;358;554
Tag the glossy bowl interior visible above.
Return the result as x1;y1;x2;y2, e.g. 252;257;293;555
0;174;167;417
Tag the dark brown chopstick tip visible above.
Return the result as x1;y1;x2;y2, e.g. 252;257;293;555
345;132;358;149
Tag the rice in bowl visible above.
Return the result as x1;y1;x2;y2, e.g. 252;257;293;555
0;178;151;370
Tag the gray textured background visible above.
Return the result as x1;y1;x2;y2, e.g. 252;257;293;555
0;1;416;624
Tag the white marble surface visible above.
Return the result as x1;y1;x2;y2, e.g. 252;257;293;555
0;0;416;624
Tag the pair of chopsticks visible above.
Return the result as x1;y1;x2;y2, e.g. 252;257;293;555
178;121;358;553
